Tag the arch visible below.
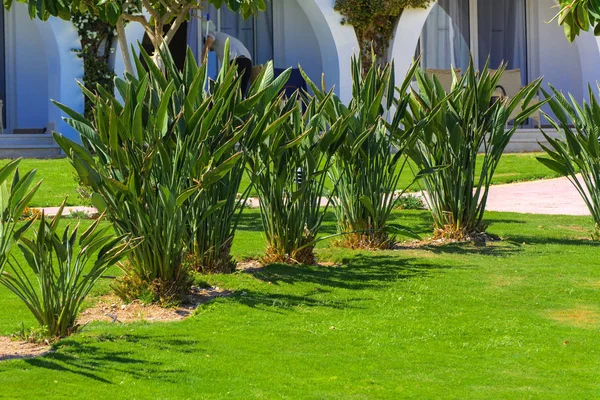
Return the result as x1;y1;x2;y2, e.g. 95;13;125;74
41;17;84;142
389;0;600;100
295;0;359;104
389;4;435;82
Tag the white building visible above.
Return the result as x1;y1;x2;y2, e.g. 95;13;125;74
1;0;599;156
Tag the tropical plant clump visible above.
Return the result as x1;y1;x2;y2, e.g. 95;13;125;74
302;57;427;250
0;203;131;339
537;85;600;240
407;60;545;241
334;0;431;68
55;45;290;301
185;57;291;274
247;92;346;265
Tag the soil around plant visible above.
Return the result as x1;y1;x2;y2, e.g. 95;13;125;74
78;286;233;325
0;337;52;362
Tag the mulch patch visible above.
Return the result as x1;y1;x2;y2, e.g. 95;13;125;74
0;337;52;362
78;286;233;325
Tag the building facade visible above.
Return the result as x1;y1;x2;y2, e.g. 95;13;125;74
2;0;600;155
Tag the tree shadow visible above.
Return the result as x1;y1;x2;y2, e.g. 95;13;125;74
228;289;364;314
246;254;458;292
502;235;600;248
20;333;202;385
408;241;522;257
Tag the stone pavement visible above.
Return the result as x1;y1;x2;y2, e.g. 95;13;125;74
484;176;590;216
36;176;592;217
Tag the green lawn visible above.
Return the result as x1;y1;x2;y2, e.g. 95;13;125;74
1;210;599;398
5;153;562;207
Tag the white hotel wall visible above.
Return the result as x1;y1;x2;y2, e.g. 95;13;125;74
5;3;83;142
390;0;600;106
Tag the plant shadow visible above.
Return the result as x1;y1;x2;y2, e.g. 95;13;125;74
19;333;204;385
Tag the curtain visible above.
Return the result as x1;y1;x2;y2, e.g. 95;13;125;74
421;0;470;71
478;0;527;84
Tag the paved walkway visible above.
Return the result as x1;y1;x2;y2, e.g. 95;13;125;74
36;176;592;217
485;176;589;216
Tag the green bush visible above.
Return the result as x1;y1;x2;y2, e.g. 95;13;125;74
53;47;242;300
54;44;289;301
247;92;346;264
186;60;291;273
407;60;544;240
537;85;600;240
0;203;130;338
302;57;424;249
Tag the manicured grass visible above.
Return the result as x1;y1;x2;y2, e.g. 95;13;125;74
0;210;599;398
4;153;562;207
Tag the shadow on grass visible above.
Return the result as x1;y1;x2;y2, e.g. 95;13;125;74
502;235;600;248
410;242;522;257
21;334;201;385
228;289;363;313
247;254;457;292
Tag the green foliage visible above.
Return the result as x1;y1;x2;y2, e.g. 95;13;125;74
407;59;545;239
553;0;600;42
247;93;346;265
183;58;291;274
54;44;288;297
4;0;266;22
301;57;424;249
0;203;130;338
537;84;600;239
334;0;430;67
72;11;116;119
53;46;242;300
0;159;41;272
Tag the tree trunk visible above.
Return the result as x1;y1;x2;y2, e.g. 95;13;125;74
116;18;135;75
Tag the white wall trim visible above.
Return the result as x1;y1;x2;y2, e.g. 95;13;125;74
390;4;434;82
297;0;359;103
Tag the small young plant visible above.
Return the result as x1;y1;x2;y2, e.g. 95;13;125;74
247;92;346;265
408;59;544;241
0;202;131;339
537;84;600;240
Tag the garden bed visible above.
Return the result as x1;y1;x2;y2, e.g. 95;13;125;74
78;286;234;325
0;337;51;362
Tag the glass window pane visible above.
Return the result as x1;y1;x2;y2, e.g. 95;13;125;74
478;0;528;85
419;0;471;72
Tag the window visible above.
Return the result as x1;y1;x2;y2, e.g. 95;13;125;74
419;0;528;85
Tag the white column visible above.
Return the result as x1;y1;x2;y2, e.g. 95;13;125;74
389;4;435;83
296;0;359;104
30;17;84;143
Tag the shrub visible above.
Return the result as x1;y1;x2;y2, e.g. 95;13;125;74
54;45;289;301
183;56;291;273
407;60;544;240
53;47;241;300
247;93;346;264
0;203;131;338
537;85;600;240
302;57;424;249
